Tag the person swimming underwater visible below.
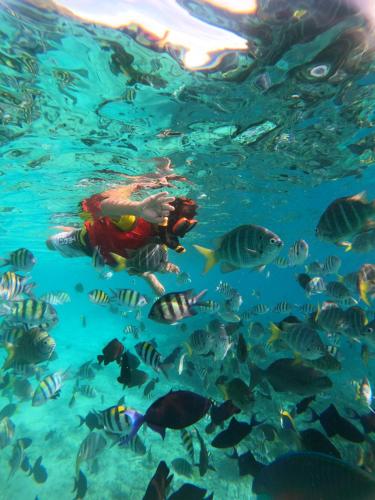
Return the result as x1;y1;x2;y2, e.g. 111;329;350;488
46;182;198;294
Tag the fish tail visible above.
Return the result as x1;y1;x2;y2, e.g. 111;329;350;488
267;322;281;345
76;415;85;427
109;252;127;271
305;407;319;424
193;245;217;273
97;355;104;364
359;279;371;306
159;363;170;379
24;282;36;297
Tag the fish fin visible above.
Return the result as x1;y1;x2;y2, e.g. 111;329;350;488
267;322;281;346
97;355;104;364
343;243;352;252
159;363;170;379
351;191;367;202
220;262;239;273
192;289;208;304
2;345;15;370
337;241;352;248
76;415;85;427
293;353;303;365
0;258;10;268
148;423;166;440
359;279;371;306
245;248;258;255
255;265;266;272
248;362;265;391
0;303;11;317
109;253;127;271
118;412;145;446
193;245;217;273
184;342;193;356
217;383;229;400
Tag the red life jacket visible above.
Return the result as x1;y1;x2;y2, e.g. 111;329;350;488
84;217;156;266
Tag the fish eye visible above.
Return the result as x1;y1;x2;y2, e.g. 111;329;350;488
309;64;330;78
270;238;277;244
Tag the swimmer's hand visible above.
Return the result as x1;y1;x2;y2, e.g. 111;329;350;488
163;262;180;274
137;191;175;224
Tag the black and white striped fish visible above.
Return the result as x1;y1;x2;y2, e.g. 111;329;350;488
215;281;236;297
40;291;70;305
0;248;36;271
273;301;294;314
110;289;148;308
288;240;309;266
180;429;195;463
148;289;207;324
135;342;167;376
75;432;106;475
88;289;110;306
0;299;57;326
250;304;270;315
123;325;139;339
32;369;69;406
0;272;34;300
100;405;131;434
322;255;342;276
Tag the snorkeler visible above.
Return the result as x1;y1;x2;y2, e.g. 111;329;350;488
46;180;198;295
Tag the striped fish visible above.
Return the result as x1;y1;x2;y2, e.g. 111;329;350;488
0;326;27;346
315;303;345;332
306;277;326;296
100;405;132;434
322;256;342;276
135;342;166;375
110;289;148;308
0;248;36;271
148;289;207;324
180;429;195;463
75;432;106;475
273;301;294;314
78;385;97;398
288;240;309;266
0;300;57;325
186;329;214;355
194;224;283;273
77;361;96;380
215;281;236;297
40;291;70;305
88;289;110;306
269;323;326;360
0;272;34;300
326;281;351;300
111;243;168;274
316;192;375;245
123;325;139;339
344;306;368;336
196;300;220;313
298;304;317;315
250;304;270;315
32;369;69;406
273;256;290;269
305;261;324;275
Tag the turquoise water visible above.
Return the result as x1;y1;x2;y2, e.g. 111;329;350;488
0;0;375;498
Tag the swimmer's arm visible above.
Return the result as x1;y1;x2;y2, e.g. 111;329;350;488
100;191;175;224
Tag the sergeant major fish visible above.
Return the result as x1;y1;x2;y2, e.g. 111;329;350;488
148;289;207;324
194;224;283;273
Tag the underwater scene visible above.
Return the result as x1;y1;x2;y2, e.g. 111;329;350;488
0;0;375;498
